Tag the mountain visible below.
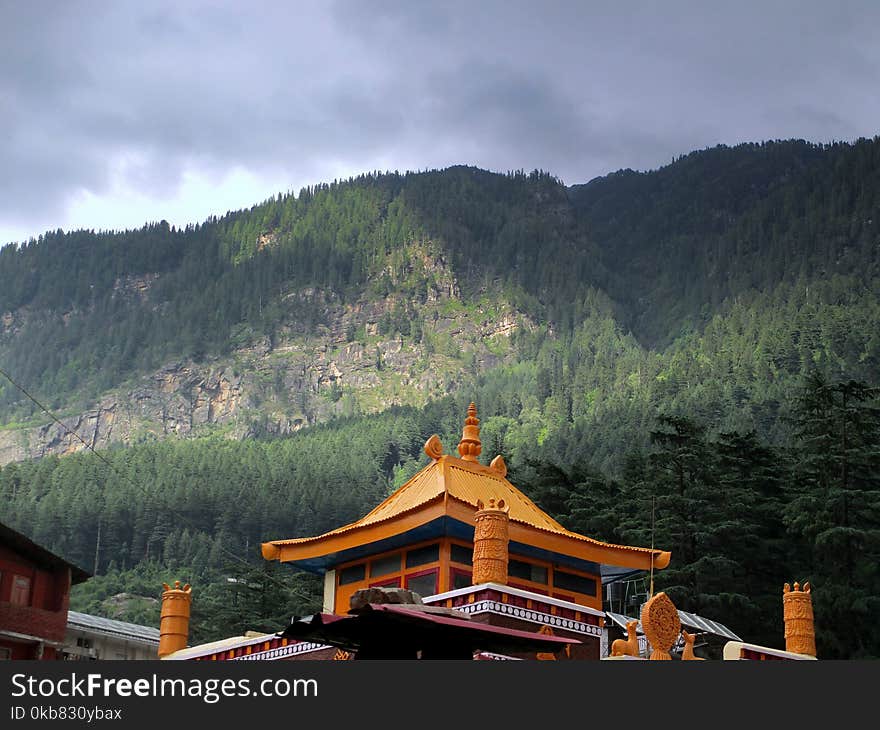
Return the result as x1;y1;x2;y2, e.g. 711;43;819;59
1;138;879;657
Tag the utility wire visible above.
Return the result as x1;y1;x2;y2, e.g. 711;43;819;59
0;364;118;474
0;364;318;605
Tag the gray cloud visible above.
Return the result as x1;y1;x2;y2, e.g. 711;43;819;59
2;0;879;243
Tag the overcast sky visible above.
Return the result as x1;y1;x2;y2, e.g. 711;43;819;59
2;0;879;246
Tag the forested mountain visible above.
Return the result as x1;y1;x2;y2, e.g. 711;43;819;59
1;137;878;657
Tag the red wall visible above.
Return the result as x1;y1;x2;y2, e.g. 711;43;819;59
0;544;71;658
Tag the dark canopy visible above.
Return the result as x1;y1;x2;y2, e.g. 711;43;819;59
279;603;579;660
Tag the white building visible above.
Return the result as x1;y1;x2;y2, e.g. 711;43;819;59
61;611;159;660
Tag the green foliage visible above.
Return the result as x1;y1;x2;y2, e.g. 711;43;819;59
1;139;880;655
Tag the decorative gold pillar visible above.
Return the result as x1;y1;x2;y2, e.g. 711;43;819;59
783;581;816;657
158;581;192;658
472;498;509;585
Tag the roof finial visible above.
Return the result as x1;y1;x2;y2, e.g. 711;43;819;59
458;402;482;462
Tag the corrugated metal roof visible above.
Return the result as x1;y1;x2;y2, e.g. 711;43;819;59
605;609;741;642
67;611;160;644
606;611;644;633
677;609;741;641
162;632;274;660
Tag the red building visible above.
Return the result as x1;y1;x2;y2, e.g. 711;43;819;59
0;521;90;660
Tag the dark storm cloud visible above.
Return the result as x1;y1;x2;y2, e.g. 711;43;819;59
1;0;879;243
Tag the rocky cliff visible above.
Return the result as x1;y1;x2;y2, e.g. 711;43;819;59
0;248;531;465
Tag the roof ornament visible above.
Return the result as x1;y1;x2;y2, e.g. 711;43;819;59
489;454;507;477
640;591;681;660
458;402;482;462
424;434;443;460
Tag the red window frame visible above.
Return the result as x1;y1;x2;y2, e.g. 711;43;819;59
405;568;439;597
369;576;402;589
10;575;31;607
449;567;472;590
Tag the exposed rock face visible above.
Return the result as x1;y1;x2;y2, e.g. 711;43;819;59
0;366;248;463
0;245;533;465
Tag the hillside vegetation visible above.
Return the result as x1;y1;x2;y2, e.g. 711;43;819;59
1;137;879;657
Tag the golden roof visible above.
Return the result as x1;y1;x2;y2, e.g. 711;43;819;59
262;403;671;571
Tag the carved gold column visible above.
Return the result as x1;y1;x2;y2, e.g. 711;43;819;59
783;581;816;657
158;581;192;658
472;498;509;585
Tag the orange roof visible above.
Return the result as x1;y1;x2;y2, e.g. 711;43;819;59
262;404;671;572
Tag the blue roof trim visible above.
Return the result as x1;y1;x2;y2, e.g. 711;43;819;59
284;517;603;576
288;516;466;573
508;541;600;575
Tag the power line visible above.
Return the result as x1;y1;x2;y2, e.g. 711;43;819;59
0;364;118;474
0;364;318;604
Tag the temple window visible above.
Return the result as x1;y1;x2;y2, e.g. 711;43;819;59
339;563;366;585
450;568;472;590
406;569;439;599
552;569;597;596
509;559;548;584
406;543;439;568
449;543;473;566
370;553;402;578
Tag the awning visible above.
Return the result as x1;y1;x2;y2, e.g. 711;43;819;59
279;603;581;659
605;610;741;642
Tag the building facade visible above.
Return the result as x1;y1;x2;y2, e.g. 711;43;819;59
0;522;90;660
61;611;160;660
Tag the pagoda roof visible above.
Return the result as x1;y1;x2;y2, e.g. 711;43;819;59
262;404;671;575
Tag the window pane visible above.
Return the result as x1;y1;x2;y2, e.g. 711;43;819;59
339;564;365;585
508;559;547;584
406;544;439;568
406;571;438;599
553;570;597;596
370;553;401;578
451;570;472;590
10;575;30;606
370;576;401;588
450;544;473;566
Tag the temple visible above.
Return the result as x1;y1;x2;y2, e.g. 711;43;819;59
158;403;819;661
263;404;669;614
162;403;673;660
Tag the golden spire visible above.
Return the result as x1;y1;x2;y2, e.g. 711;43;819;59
158;581;192;658
458;402;482;462
783;581;816;657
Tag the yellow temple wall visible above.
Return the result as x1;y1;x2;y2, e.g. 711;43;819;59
332;537;602;614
